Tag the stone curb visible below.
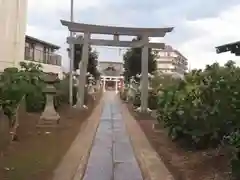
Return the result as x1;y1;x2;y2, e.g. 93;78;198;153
52;97;104;180
121;102;175;180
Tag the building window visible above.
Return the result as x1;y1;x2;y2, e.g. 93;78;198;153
30;44;35;61
25;42;30;48
43;47;50;64
25;43;35;61
25;42;31;60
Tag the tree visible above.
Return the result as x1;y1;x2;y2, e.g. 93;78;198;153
0;62;46;120
73;45;100;79
123;36;158;82
151;71;181;93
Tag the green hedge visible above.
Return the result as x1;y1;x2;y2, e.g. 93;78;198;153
156;61;240;178
132;90;158;110
0;63;70;115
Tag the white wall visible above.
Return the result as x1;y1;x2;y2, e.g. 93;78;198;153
0;0;28;72
157;62;174;69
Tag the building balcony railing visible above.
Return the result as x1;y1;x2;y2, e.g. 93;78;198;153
158;56;188;66
24;47;62;66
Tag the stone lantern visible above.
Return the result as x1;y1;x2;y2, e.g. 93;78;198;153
126;76;138;102
88;74;96;100
88;73;94;83
136;73;153;90
37;74;60;127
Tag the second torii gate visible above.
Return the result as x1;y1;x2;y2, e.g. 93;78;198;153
61;20;173;112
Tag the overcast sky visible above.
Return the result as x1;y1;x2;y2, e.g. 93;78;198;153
27;0;240;71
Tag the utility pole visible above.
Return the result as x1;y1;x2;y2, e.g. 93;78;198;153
69;0;74;106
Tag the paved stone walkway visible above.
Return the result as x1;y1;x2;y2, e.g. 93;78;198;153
82;92;143;180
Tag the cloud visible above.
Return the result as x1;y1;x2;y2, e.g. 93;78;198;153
175;5;240;69
28;0;103;11
26;0;240;71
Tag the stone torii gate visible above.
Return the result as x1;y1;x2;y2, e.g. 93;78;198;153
61;20;173;112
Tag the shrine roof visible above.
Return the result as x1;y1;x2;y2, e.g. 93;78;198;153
26;35;60;50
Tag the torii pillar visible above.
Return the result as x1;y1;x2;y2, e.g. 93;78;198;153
76;32;90;108
141;35;149;112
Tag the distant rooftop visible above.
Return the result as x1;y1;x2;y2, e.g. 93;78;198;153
216;41;240;56
25;35;60;50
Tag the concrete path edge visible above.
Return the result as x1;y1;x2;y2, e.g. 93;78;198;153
120;100;175;180
52;97;104;180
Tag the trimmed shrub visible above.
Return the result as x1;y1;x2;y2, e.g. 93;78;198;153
156;61;240;178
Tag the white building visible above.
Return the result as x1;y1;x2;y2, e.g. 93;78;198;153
0;0;28;71
0;0;63;79
155;45;188;77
